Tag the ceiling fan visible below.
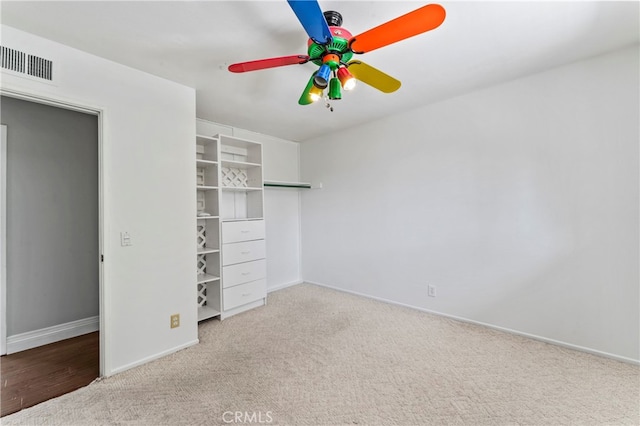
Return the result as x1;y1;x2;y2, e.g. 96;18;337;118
228;1;446;107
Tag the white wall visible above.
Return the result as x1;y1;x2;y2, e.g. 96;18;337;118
196;119;302;291
300;45;639;362
1;25;199;375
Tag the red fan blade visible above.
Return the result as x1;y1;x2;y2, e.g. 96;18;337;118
228;55;310;73
349;4;445;54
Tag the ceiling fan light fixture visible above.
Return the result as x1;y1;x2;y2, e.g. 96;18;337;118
329;77;342;100
309;84;323;102
337;67;356;91
228;1;447;108
322;54;340;70
314;64;331;89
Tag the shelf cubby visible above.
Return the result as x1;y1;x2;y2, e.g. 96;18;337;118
197;189;219;217
196;135;218;162
198;304;221;322
221;189;263;221
196;160;219;187
218;135;264;222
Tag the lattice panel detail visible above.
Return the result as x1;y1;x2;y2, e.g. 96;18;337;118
197;255;206;276
196;225;206;248
197;283;207;307
222;167;248;187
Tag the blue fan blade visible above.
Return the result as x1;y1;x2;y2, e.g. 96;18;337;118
287;0;333;45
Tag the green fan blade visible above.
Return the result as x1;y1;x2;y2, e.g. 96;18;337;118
298;72;317;105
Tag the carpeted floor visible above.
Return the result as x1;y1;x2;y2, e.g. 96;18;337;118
3;283;639;425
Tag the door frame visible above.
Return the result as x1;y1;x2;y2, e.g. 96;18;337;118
0;88;105;376
1;124;7;356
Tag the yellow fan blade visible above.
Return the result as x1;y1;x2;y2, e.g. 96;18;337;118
347;61;401;93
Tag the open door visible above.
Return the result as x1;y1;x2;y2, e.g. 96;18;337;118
1;97;99;355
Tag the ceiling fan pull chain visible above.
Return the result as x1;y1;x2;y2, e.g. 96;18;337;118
325;101;334;112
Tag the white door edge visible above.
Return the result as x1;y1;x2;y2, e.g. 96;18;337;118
1;124;7;355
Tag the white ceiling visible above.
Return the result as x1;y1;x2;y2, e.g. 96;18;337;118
1;1;638;141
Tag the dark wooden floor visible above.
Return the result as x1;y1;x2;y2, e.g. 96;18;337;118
1;332;99;417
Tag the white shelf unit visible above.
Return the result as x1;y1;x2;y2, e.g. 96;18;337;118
218;134;267;319
195;135;222;321
219;135;263;222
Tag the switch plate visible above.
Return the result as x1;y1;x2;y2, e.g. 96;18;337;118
428;285;437;298
120;232;132;246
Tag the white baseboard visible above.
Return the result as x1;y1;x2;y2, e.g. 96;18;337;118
305;280;640;366
267;279;303;293
7;315;99;354
108;339;200;376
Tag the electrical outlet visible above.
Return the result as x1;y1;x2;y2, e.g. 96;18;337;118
428;285;437;298
170;314;180;328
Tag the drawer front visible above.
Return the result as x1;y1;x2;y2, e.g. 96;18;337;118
223;259;267;289
222;220;265;244
223;279;266;311
222;240;266;266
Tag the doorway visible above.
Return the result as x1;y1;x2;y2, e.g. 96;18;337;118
0;94;102;413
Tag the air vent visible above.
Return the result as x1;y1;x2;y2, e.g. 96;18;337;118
27;55;53;80
1;46;26;73
1;45;53;81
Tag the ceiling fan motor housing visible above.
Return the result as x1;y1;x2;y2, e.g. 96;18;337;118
307;11;354;67
324;10;343;27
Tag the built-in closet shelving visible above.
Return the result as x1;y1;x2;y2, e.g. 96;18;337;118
195;133;267;323
195;135;221;322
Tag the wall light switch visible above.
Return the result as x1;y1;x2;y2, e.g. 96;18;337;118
120;232;132;246
428;285;437;298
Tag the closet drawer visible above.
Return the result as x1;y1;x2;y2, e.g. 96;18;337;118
223;279;266;311
222;239;266;266
222;220;265;244
223;259;267;289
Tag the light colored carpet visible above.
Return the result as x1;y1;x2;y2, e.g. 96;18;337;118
3;283;639;425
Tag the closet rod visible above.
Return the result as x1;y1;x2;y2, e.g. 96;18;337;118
263;181;312;189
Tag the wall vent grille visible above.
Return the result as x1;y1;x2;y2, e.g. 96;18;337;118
1;46;26;73
1;46;53;81
27;55;53;80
